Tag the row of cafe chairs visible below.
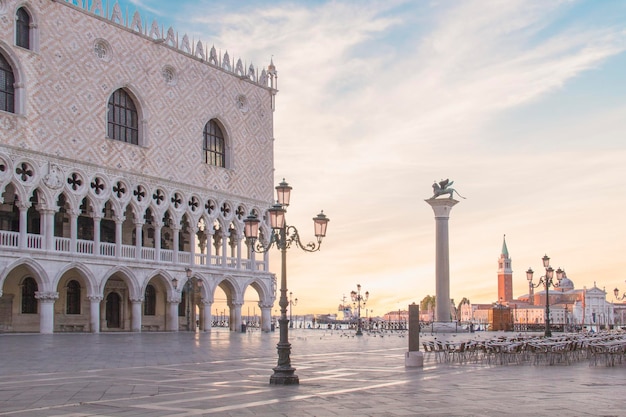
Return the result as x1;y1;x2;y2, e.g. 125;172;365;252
421;330;626;367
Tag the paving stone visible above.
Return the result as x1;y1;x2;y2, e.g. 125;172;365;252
1;330;625;416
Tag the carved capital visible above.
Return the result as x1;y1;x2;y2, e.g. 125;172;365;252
35;291;59;301
200;298;213;306
258;303;273;309
130;297;144;303
88;295;103;302
167;296;181;304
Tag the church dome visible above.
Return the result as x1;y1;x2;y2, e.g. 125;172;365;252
557;272;574;290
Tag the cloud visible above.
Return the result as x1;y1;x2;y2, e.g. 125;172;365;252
151;0;626;313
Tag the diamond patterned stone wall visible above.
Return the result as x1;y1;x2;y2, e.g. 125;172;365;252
0;0;275;208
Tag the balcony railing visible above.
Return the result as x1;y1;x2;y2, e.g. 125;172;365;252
0;230;265;272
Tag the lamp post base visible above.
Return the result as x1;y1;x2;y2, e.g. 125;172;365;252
269;366;299;385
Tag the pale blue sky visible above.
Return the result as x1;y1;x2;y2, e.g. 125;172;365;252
111;0;626;315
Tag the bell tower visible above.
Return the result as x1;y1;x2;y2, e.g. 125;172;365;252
498;235;513;302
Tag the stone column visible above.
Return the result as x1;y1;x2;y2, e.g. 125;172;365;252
130;298;143;332
425;198;459;323
166;295;180;331
40;208;55;251
222;230;229;267
201;300;213;331
134;222;143;260
70;209;79;254
36;291;59;334
93;215;102;255
172;225;180;264
154;221;162;262
18;202;29;249
115;216;124;258
260;303;273;332
235;232;242;269
230;302;243;331
247;239;255;270
189;225;197;267
88;295;103;333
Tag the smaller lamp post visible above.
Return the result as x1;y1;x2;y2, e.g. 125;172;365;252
172;268;199;331
526;254;563;337
288;292;298;328
350;284;369;336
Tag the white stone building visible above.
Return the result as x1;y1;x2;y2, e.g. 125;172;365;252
0;0;279;333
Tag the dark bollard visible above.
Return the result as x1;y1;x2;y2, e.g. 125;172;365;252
405;303;424;367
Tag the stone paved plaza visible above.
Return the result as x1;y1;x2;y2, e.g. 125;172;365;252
1;329;625;416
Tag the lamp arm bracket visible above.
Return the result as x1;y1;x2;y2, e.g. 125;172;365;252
286;225;322;253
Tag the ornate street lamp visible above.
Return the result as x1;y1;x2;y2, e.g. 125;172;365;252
526;254;563;337
350;284;369;336
288;292;298;328
244;179;329;385
171;268;199;331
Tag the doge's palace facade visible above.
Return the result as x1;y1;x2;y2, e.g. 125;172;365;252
0;0;278;333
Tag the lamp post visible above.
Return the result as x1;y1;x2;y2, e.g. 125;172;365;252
172;268;196;330
350;284;369;336
244;179;329;385
526;255;563;338
288;292;298;328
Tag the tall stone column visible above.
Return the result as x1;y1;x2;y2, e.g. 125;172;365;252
130;298;143;332
89;295;103;333
166;296;180;331
36;292;59;334
425;198;459;323
201;300;213;332
230;302;243;331
260;303;272;332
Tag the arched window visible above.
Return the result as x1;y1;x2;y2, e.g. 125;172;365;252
144;284;156;316
203;120;225;167
15;8;30;50
107;89;139;145
0;54;15;113
66;280;81;314
21;277;37;314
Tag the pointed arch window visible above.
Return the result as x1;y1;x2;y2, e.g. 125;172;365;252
144;284;156;316
0;54;15;113
66;280;81;314
107;89;139;145
21;277;37;314
203;120;225;167
16;8;31;50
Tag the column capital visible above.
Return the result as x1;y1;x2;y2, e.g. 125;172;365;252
88;295;103;302
130;297;144;303
425;197;459;218
35;291;59;301
167;296;182;304
200;298;214;306
258;303;273;309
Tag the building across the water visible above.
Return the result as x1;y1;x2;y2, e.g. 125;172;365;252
484;236;616;331
0;0;279;333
